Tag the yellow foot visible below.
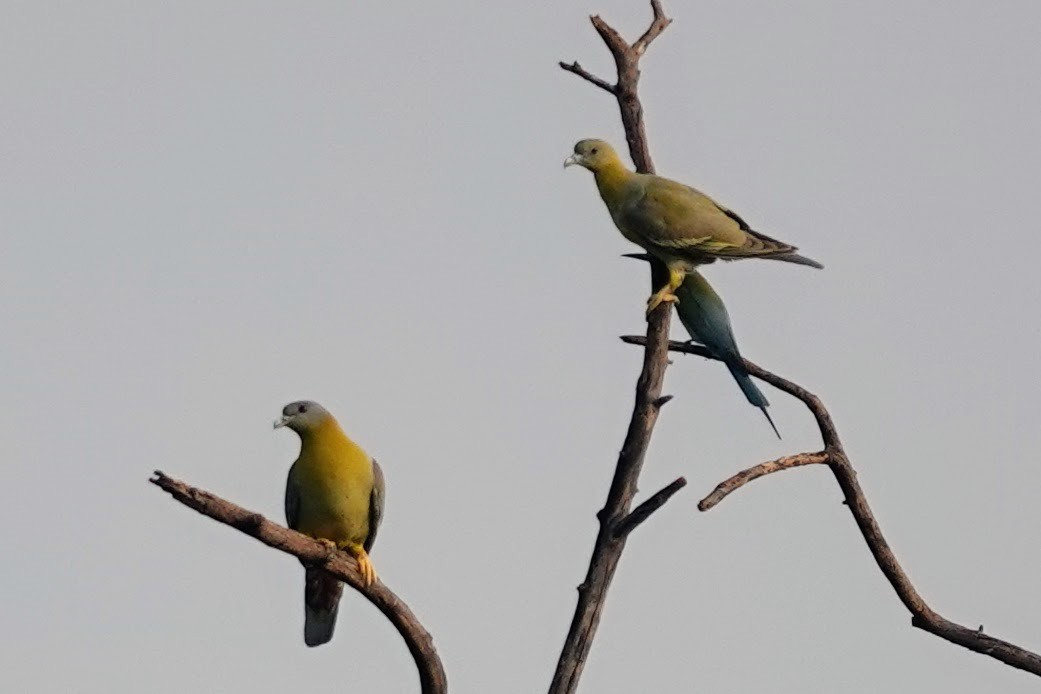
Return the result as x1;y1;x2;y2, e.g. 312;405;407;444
356;552;377;587
646;288;679;316
341;543;378;587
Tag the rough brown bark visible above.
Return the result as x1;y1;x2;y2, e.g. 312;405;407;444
150;471;448;694
549;4;679;694
621;336;1041;677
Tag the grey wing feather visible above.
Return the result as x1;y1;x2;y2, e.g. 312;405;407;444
365;460;385;553
285;464;301;530
717;202;824;268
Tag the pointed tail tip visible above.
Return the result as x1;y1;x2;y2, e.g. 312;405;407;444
761;407;781;439
788;255;824;270
769;252;824;270
794;254;824;270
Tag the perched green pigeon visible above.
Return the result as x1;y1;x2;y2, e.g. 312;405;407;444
277;401;385;646
566;139;822;315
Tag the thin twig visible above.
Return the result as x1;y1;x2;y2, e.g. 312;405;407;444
558;61;616;94
550;3;673;694
150;471;448;694
632;0;673;55
697;453;828;511
615;477;688;538
621;336;1041;677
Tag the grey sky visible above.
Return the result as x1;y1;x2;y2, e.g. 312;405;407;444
3;1;1040;692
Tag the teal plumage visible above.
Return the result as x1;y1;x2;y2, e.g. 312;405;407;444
674;270;779;438
629;255;778;437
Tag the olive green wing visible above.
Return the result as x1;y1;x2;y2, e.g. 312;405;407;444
621;176;799;260
364;460;385;553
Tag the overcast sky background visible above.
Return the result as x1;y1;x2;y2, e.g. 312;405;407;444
3;1;1041;692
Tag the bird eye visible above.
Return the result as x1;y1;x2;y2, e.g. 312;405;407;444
297;404;308;414
591;148;598;154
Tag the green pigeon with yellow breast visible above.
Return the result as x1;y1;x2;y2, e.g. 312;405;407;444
276;400;385;647
565;139;822;315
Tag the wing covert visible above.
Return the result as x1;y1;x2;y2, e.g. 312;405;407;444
365;460;385;553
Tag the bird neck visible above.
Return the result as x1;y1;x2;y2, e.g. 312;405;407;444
592;160;633;205
298;416;352;452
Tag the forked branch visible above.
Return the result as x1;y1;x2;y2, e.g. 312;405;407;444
550;3;677;694
615;476;688;538
621;336;1041;677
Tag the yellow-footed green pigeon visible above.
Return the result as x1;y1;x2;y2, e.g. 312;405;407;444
566;139;822;314
276;400;385;646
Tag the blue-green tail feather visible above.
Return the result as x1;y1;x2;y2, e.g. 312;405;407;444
624;256;782;438
725;361;780;439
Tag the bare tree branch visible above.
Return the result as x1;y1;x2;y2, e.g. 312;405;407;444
150;471;448;694
550;3;674;693
558;61;616;94
697;452;828;511
615;476;688;539
621;336;1041;677
632;0;673;55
